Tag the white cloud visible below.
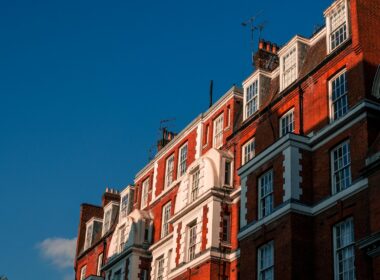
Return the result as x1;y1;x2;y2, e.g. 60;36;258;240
37;237;77;269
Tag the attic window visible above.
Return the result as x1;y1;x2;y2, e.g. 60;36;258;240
103;210;111;233
102;201;119;236
282;47;297;89
120;194;129;218
325;0;349;53
244;79;259;120
84;223;93;250
84;218;103;250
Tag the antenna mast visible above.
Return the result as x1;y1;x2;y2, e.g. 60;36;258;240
241;11;266;65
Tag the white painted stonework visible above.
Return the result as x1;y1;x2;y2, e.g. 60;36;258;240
174;148;233;213
282;146;303;201
107;209;153;258
195;122;202;160
240;177;248;228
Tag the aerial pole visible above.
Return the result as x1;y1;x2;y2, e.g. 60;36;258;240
241;11;266;66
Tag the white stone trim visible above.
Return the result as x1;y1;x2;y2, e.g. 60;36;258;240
238;178;368;241
195;122;202;160
152;161;158;201
135;87;243;182
239;100;380;178
282;146;303;201
240;177;248;229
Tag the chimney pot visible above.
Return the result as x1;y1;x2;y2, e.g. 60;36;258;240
272;44;277;54
266;42;272;52
259;40;265;50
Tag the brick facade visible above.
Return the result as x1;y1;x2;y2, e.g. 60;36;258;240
74;0;380;279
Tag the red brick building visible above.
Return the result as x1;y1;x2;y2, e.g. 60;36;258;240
234;0;380;279
74;0;380;279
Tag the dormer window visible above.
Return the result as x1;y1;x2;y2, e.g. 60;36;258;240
282;47;297;89
119;186;134;219
84;218;103;250
120;194;129;218
103;210;111;233
245;79;259;119
84;223;93;250
279;36;309;91
325;0;349;53
102;201;119;236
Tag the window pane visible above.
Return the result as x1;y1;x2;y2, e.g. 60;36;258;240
283;48;297;88
258;242;274;280
258;170;273;218
242;138;255;164
213;114;224;148
331;72;348;120
179;144;188;176
280;110;295;137
246;80;259;118
334;218;355;280
332;141;351;194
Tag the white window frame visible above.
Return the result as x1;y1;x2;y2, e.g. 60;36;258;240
141;178;149;209
102;202;118;236
119;225;126;252
156;257;164;280
242;138;255;165
325;0;349;53
258;170;274;219
329;70;349;122
80;265;87;280
258;241;274;280
178;143;188;177
331;141;351;194
244;79;259;119
161;201;171;238
282;47;297;90
224;159;232;186
190;168;200;202
333;218;356;280
213;113;224;148
84;222;93;250
165;154;175;188
279;109;295;137
103;209;111;234
97;253;103;276
120;194;129;218
188;223;197;262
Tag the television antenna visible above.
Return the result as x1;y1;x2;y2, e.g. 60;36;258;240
241;11;266;64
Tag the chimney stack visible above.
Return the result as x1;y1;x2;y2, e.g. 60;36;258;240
253;39;280;72
102;187;120;207
157;128;176;152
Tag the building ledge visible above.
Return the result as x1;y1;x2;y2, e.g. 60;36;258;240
238;178;368;241
238;99;380;178
358;232;380;257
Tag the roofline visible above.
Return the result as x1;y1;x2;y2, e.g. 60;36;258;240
134;85;243;181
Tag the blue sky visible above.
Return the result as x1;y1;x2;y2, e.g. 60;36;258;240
0;0;331;279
